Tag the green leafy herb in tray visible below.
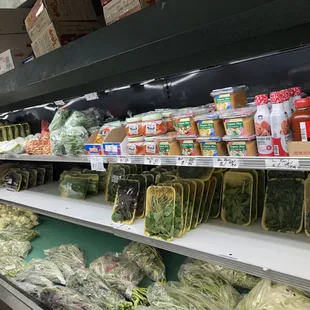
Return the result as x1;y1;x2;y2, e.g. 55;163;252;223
177;167;214;180
106;164;126;204
190;180;204;229
59;176;89;200
209;172;223;219
198;179;210;224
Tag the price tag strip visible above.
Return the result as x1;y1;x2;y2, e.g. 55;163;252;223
90;156;105;171
144;156;162;166
176;157;197;166
213;157;240;168
117;156;132;164
85;92;99;101
265;158;300;170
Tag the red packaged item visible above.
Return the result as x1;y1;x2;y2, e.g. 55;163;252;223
270;91;291;156
40;120;50;140
290;97;310;141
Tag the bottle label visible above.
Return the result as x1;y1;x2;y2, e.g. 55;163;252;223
127;123;138;135
177;118;191;135
145;122;156;135
180;141;195;156
299;121;310;142
214;94;232;110
255;118;273;156
197;120;215;136
145;142;156;154
228;142;247;156
225;118;244;135
158;142;170;155
201;142;218;156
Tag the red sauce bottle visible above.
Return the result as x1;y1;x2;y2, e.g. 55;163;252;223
290;97;310;141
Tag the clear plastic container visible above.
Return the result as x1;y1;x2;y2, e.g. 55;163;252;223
209;172;223;219
211;85;248;110
177;136;202;156
125;116;143;137
154;132;181;156
197;137;228;156
162;111;174;132
144;136;158;155
224;135;257;156
127;137;145;155
194;113;225;137
191;179;204;229
141;113;167;136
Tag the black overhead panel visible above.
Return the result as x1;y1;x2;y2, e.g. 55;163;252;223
1;0;310;110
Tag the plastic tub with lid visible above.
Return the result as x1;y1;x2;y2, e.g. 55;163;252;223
290;97;310;141
177;136;201;156
154;132;181;156
125;116;143;137
141;113;167;136
220;107;256;137
194;112;225;138
211;85;248;110
127;136;145;155
197;137;228;156
144;136;158;155
224;135;257;156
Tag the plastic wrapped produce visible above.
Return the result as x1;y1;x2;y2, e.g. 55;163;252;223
209;172;223;219
67;268;133;309
40;286;102;310
4;172;22;191
191;180;204;229
198;180;210;224
11;278;50;298
186;258;260;289
0;209;39;230
49;109;72;132
21;259;66;285
0;241;31;258
177;167;214;180
50;129;65;155
123;242;166;282
61;126;88;156
59;175;89;200
90;252;146;305
263;178;304;233
111;179;140;224
145;186;175;241
221;171;253;226
236;279;310;310
64;109;100;130
105;164;126;204
0;226;39;242
0;256;26;276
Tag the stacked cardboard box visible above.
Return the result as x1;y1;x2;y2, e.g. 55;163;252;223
26;0;101;57
0;8;32;75
102;0;156;25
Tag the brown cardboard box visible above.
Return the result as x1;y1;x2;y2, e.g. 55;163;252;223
288;141;310;157
0;49;23;76
0;34;32;58
31;21;101;57
0;9;30;34
102;127;129;156
25;0;97;33
102;0;156;25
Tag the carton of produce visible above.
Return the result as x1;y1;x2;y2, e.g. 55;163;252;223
102;127;128;156
85;131;103;156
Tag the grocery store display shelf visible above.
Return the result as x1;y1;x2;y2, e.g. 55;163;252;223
1;182;310;291
0;154;90;163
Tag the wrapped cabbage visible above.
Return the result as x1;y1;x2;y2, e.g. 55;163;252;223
11;279;47;298
236;279;310;310
123;242;166;282
1;140;24;154
0;241;31;258
0;226;39;242
40;286;102;310
21;259;66;285
90;252;146;305
64;109;100;130
0;256;26;276
49;109;72;132
67;268;133;309
178;262;241;308
61;126;88;156
148;282;228;310
186;258;260;289
50;129;65;155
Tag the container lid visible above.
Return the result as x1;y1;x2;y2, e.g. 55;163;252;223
144;136;156;142
142;113;163;121
126;116;142;123
128;136;144;143
176;135;198;141
219;107;256;119
280;89;290;101
210;85;248;97
197;136;223;142
223;134;256;141
294;98;310;109
289;86;302;96
270;91;283;104
154;132;178;142
194;112;220;121
255;94;268;106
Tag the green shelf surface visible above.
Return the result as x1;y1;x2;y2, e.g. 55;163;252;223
27;216;186;286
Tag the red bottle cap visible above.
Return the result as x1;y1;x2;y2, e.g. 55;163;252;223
291;87;302;96
280;89;290;101
270;91;283;104
294;98;310;109
255;94;268;105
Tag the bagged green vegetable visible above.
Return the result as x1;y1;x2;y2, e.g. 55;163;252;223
0;240;31;258
67;268;133;309
198;179;210;224
106;164;126;204
236;279;310;310
257;170;265;218
112;179;140;224
0;226;39;242
64;110;100;130
61;126;89;156
202;176;217;223
4;172;22;191
191;180;204;229
90;252;146;305
209;172;223;219
178;261;241;308
186;258;260;289
22;168;37;187
11;277;52;298
40;286;102;310
82;170;107;192
123;242;166;283
49;109;72;132
59;175;89;200
0;208;39;229
50;129;65;155
0;256;26;276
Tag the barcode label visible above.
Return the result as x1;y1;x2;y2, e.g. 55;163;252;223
5;56;13;71
300;122;307;142
274;145;279;156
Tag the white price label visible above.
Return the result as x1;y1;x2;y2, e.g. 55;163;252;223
176;157;197;166
90;156;105;171
85;92;99;101
265;158;299;169
144;156;162;166
117;156;132;164
54;100;65;106
213;157;240;168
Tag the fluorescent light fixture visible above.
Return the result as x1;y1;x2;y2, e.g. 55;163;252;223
140;79;155;85
105;85;131;93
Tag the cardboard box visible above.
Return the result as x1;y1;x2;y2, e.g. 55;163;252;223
85;131;103;155
288;141;310;157
31;21;101;57
102;127;128;156
0;8;30;34
102;0;156;25
0;49;26;76
25;0;97;33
